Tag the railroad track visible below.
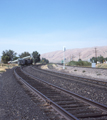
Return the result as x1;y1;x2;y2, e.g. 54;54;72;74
14;67;107;120
57;63;107;70
30;66;107;89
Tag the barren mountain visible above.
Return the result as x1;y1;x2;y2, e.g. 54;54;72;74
41;46;107;63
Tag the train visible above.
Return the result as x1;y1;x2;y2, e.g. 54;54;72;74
8;56;33;66
18;58;33;66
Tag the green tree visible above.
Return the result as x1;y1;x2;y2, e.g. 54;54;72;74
90;56;104;63
19;52;30;58
97;56;104;63
78;59;82;61
105;57;107;61
2;50;17;63
32;51;40;64
13;57;19;60
2;55;10;64
41;58;49;64
90;57;97;63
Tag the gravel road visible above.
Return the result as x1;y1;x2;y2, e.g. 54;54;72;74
0;68;51;120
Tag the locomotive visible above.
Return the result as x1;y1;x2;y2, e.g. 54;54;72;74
18;58;33;66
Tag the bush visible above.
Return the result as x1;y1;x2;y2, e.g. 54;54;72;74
41;58;49;64
82;70;86;73
67;61;91;67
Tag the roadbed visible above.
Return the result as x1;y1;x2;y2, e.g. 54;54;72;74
0;68;50;120
41;64;107;82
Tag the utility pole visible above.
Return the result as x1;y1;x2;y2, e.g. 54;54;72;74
79;52;81;60
70;55;71;62
95;48;97;63
71;54;75;61
63;46;66;69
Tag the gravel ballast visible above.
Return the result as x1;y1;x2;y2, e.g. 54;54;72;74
54;65;107;82
0;68;50;120
23;66;107;106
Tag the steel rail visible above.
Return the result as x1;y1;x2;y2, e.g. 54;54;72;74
14;67;78;120
21;67;107;113
31;66;107;88
57;63;107;70
14;67;107;119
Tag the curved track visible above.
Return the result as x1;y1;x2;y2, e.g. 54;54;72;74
31;66;107;89
14;67;107;120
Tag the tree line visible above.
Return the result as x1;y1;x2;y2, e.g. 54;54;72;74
90;55;107;63
41;58;49;64
1;50;42;64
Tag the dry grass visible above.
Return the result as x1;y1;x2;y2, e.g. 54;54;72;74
0;67;6;72
52;64;57;68
41;65;49;70
96;63;107;68
0;63;18;72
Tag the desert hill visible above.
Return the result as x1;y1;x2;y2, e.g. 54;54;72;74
41;46;107;63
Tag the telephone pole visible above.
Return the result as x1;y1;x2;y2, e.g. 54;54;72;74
95;48;97;63
71;54;75;61
70;55;71;62
79;52;81;60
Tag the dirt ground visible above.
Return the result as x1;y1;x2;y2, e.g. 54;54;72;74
41;64;107;82
0;64;18;72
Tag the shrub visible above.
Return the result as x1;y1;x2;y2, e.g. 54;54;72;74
41;58;49;64
67;61;91;67
82;70;86;73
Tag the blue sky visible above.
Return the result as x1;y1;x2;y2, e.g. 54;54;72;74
0;0;107;56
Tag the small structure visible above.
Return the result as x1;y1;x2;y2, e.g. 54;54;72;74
92;63;96;68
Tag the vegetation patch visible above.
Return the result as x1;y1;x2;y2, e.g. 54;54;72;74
41;65;48;70
97;64;102;68
90;55;107;64
82;70;86;73
0;64;18;72
47;64;54;69
67;61;91;67
96;63;107;68
40;58;49;64
0;66;6;72
74;69;77;71
97;73;101;76
0;70;5;72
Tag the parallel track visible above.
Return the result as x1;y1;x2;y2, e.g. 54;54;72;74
57;64;107;70
31;66;107;89
14;67;107;120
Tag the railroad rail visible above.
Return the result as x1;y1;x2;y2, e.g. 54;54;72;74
31;66;107;89
14;67;107;120
57;63;107;70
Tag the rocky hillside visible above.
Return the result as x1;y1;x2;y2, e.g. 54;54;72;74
41;46;107;63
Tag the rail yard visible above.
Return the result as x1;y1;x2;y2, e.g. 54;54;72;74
0;64;107;120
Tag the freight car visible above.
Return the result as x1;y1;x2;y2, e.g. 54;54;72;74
18;58;33;66
8;55;33;66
